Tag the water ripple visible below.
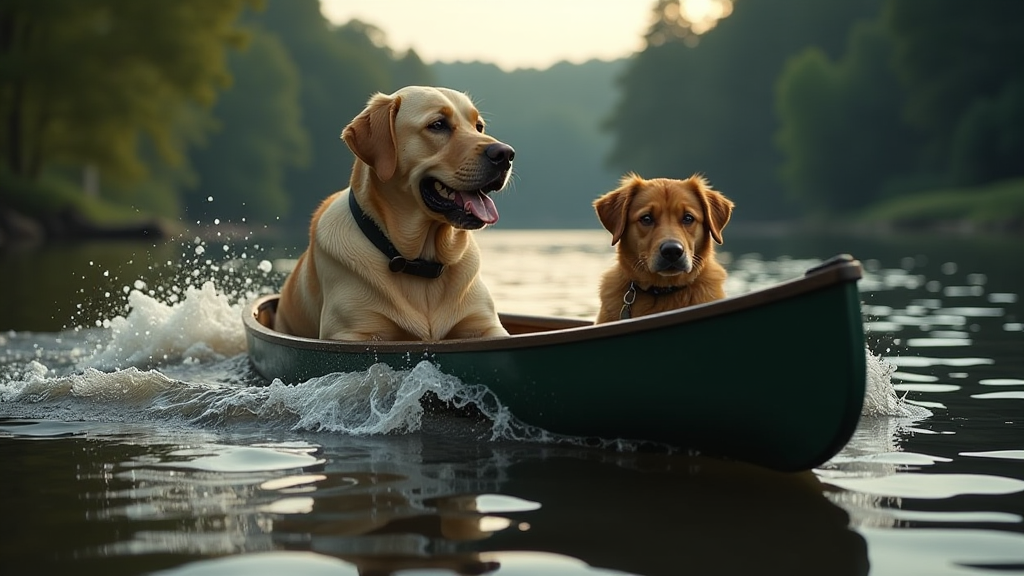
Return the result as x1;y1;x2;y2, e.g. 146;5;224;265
828;473;1024;499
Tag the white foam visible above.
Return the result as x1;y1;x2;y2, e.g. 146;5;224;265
2;359;171;401
150;360;553;441
1;354;551;443
84;281;250;370
862;346;932;419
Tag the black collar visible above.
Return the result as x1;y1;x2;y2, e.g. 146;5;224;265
629;280;686;296
348;191;445;279
618;280;686;320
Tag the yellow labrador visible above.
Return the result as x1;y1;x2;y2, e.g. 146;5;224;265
274;86;515;341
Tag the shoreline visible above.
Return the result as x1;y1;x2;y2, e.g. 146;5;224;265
2;206;1021;252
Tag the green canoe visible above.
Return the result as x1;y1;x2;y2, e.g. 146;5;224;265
244;254;867;472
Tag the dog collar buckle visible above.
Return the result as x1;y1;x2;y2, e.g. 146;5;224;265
620;282;638;320
388;256;408;273
390;256;445;279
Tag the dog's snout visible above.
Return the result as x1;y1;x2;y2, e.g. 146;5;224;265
659;241;684;262
485;143;515;169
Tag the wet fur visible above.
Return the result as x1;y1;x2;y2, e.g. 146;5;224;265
274;86;513;341
593;173;734;324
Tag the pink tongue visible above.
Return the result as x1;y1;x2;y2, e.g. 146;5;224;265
454;190;499;224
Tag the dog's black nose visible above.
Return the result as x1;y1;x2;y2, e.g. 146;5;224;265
485;143;515;169
659;241;684;262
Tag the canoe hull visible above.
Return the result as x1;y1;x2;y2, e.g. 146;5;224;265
245;255;867;472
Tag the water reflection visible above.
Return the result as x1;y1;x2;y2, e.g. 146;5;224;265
0;421;867;576
476;453;868;576
861;528;1024;575
826;473;1024;500
152;551;361;576
182;442;869;576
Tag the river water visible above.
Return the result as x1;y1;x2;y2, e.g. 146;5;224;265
0;228;1022;576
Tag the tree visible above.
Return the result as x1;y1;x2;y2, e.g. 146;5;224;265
775;19;920;214
885;0;1024;186
0;0;255;190
187;27;310;222
605;0;883;221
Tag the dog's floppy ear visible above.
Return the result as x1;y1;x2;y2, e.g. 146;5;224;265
694;175;734;245
341;92;401;182
593;173;644;246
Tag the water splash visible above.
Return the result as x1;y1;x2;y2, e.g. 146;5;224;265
150;360;552;440
1;356;556;444
0;244;557;443
83;281;251;370
862;347;932;419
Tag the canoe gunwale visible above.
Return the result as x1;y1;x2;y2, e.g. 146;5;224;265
243;254;864;354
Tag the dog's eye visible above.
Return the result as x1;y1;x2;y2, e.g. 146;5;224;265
682;213;696;224
428;119;449;132
639;214;655;226
475;122;484;133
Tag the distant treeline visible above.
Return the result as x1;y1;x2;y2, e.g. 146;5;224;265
610;0;1023;224
1;0;1021;242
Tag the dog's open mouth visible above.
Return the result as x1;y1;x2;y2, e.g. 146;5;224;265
420;176;504;229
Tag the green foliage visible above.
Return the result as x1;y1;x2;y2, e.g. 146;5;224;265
187;27;310;222
0;0;437;230
859;177;1024;229
0;0;255;190
606;0;883;221
1;168;83;212
773;0;1024;221
1;167;162;224
885;0;1024;185
775;19;920;214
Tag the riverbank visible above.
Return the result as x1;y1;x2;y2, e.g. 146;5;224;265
855;177;1024;234
0;170;180;248
0;205;175;248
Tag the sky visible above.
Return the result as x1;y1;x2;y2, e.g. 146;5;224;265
318;0;654;71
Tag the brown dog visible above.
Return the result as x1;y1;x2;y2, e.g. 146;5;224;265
593;173;734;324
274;86;515;341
